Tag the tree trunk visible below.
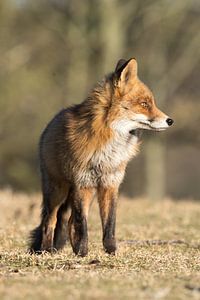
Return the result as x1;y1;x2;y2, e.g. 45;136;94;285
145;137;166;201
98;0;125;73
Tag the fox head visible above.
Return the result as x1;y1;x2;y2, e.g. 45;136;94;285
107;58;174;134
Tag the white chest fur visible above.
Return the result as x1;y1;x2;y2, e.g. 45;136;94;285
74;124;139;188
91;131;139;171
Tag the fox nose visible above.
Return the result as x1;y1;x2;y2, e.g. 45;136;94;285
166;118;174;126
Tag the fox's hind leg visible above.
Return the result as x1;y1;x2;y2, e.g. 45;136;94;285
29;179;69;253
68;187;94;257
53;192;72;250
41;182;69;252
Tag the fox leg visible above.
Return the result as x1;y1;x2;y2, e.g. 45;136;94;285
68;187;94;257
41;183;69;253
98;186;118;254
53;197;71;250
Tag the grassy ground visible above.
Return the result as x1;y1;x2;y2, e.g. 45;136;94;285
0;189;199;300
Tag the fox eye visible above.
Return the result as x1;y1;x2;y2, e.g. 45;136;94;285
122;105;129;110
141;102;149;108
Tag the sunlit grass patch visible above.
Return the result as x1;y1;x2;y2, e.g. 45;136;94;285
0;190;199;300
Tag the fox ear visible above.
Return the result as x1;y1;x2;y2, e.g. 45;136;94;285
114;58;138;89
115;59;127;73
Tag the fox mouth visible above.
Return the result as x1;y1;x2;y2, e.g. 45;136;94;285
135;120;168;131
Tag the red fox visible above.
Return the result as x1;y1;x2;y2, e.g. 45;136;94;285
29;58;173;256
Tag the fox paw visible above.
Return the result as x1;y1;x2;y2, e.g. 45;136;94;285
103;238;116;254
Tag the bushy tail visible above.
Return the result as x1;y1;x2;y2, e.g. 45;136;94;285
28;224;43;254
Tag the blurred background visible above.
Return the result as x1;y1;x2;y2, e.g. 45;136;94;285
0;0;199;200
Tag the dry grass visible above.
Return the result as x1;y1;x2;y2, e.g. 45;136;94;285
0;189;199;300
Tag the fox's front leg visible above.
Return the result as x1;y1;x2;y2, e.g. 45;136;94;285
98;186;118;254
68;187;94;257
